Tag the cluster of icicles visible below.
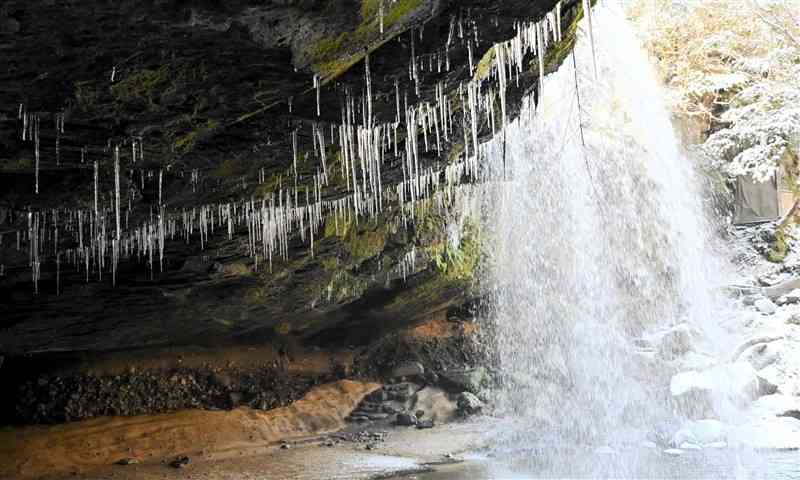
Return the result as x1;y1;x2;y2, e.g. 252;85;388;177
5;1;596;296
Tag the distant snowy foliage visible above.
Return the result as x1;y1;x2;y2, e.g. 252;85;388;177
631;0;800;182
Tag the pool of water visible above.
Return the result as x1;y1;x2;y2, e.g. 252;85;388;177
402;447;800;479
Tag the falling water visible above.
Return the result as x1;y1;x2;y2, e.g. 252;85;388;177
485;0;727;454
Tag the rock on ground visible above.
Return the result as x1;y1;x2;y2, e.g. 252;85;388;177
755;298;778;315
439;367;488;394
658;324;693;360
456;392;484;417
670;362;760;419
413;387;458;424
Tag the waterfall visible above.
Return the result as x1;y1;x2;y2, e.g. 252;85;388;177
484;1;728;448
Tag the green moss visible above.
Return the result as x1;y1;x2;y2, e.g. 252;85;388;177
430;229;480;281
254;173;283;197
768;231;788;263
307;0;422;79
213;157;243;179
1;155;33;171
174;119;218;154
223;262;252;276
111;66;169;105
324;211;354;238
74;81;99;111
473;47;497;81
542;1;582;74
321;256;340;271
214;318;235;329
325;148;348;187
382;0;423;26
344;222;388;262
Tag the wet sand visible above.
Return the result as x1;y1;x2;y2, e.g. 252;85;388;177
39;422;485;480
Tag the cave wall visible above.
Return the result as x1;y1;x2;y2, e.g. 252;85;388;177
0;0;582;358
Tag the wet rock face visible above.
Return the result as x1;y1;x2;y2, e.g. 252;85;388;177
14;363;317;424
0;0;577;358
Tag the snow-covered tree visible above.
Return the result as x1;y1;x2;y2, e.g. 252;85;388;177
631;0;800;183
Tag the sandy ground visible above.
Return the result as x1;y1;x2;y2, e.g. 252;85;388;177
36;422;486;480
0;380;381;480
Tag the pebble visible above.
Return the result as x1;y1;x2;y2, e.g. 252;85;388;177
416;419;435;429
169;455;190;468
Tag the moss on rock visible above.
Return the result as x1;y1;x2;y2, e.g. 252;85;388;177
111;66;170;107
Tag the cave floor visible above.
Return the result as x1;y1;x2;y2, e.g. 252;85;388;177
42;422;484;480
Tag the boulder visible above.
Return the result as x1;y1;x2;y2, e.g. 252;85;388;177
439;367;488;393
385;382;419;402
670;428;698;448
754;298;777;315
413;386;457;423
364;388;388;403
754;339;800;397
396;413;418;426
763;277;800;301
416;419;435;429
648;421;680;447
365;412;390;420
657;324;693;360
391;361;425;380
381;401;405;414
456;392;484;416
776;289;800;305
751;394;800;418
742;295;760;306
686;419;728;445
670;362;760;419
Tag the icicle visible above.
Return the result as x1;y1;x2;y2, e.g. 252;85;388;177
55;113;61;166
56;252;60;295
582;0;598;80
314;74;321;117
93;160;99;218
379;0;385;34
538;22;546;98
468;42;474;76
158;169;163;207
34;114;40;194
292;129;299;183
468;81;479;165
111;66;116;82
114;147;121;241
556;1;563;41
365;53;373;126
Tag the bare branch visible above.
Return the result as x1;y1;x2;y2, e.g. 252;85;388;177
749;0;800;48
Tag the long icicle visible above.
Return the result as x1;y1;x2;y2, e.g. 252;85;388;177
582;0;598;80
